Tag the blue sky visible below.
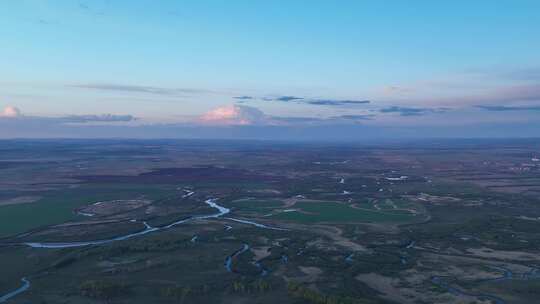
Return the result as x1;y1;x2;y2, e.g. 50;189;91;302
0;1;539;139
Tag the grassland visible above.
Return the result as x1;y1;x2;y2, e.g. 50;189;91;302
0;183;177;237
1;139;540;304
272;201;417;223
228;198;284;215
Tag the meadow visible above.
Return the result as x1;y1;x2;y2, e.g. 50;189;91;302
272;201;417;223
0;183;177;237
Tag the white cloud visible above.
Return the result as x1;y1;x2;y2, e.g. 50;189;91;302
1;106;22;118
199;104;267;125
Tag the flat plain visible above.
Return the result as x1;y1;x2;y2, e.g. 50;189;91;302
1;139;540;304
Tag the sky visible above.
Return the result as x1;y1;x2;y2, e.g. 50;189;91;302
1;0;539;140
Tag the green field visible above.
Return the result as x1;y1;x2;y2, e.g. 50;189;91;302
272;201;416;223
228;199;284;215
0;183;176;237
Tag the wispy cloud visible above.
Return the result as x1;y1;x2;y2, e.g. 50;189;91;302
434;84;540;107
305;99;370;106
465;66;540;81
248;95;370;106
233;96;255;100
77;1;107;17
71;83;212;96
379;106;450;116
333;114;374;120
260;96;304;102
491;84;540;103
269;113;374;124
273;96;304;102
62;114;136;123
476;105;540;112
0;106;136;125
504;68;540;81
382;86;413;95
377;79;540;108
269;116;326;124
71;84;371;107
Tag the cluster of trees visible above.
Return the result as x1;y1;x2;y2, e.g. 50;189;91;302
507;281;540;296
160;284;211;303
230;279;272;294
161;286;193;303
79;280;130;301
101;238;188;256
52;256;77;269
287;282;373;304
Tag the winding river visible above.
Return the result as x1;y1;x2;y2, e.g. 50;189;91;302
23;197;284;249
24;221;161;248
254;261;269;276
431;265;540;304
431;276;506;304
224;217;288;231
1;195;288;302
225;244;250;272
0;278;30;303
5;192;536;303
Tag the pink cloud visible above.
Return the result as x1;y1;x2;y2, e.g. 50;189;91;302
0;106;22;118
199;105;266;125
